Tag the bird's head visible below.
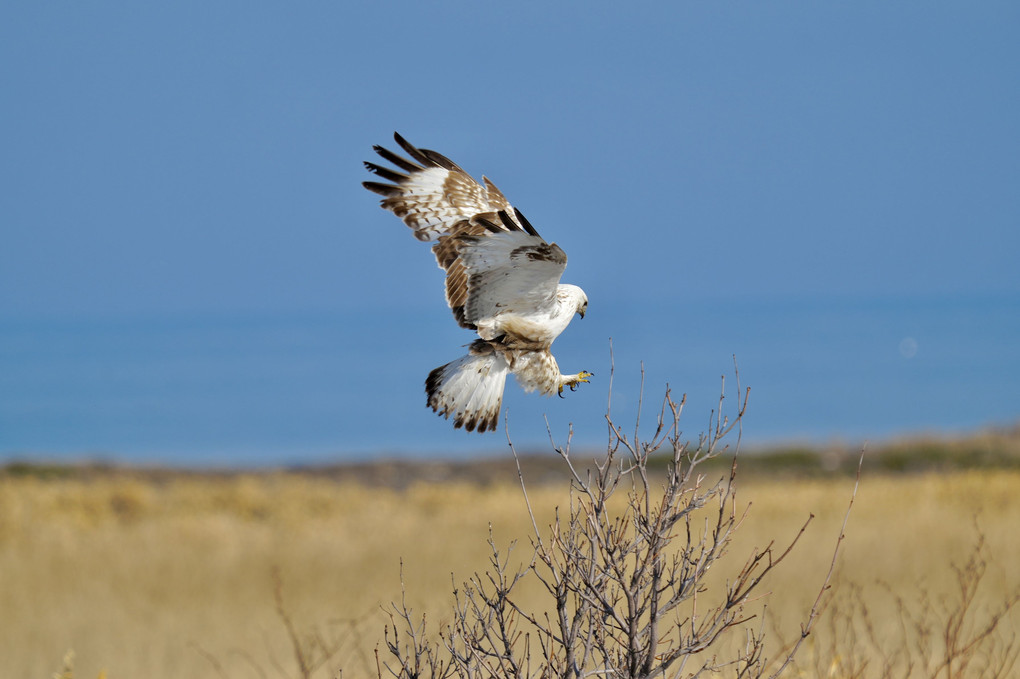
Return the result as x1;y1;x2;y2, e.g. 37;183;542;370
560;284;588;319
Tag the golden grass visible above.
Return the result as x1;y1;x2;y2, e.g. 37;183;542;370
2;466;1017;678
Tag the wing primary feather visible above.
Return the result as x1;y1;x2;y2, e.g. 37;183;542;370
513;208;541;238
419;148;465;173
483;177;509;207
497;210;522;232
393;132;436;167
475;216;504;234
372;145;422;173
391;132;467;173
362;181;398;196
363;162;407;183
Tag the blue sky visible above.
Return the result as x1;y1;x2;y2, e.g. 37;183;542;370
1;3;1018;462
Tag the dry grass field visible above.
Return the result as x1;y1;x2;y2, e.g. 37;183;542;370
3;441;1019;678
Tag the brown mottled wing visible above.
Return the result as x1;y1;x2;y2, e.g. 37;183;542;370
439;210;567;331
431;220;490;328
363;132;511;242
365;134;560;331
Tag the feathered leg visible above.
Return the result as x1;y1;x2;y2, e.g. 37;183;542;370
510;350;593;398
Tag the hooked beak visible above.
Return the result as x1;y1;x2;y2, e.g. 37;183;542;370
579;307;586;319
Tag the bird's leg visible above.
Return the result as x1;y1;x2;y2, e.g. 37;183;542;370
558;371;594;397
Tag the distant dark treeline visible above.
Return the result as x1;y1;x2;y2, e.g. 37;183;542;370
3;424;1019;488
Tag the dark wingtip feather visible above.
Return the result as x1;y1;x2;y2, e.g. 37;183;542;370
392;132;467;173
363;181;398;196
476;216;504;234
373;144;422;173
393;132;434;167
513;208;541;238
419;148;464;173
364;161;407;183
497;210;522;232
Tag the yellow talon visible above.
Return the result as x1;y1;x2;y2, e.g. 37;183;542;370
560;372;594;397
565;371;594;393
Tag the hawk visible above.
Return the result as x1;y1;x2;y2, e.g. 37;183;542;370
363;133;592;432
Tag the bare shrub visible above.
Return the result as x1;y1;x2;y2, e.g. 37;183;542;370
195;568;372;679
270;568;366;679
379;362;859;679
799;533;1020;679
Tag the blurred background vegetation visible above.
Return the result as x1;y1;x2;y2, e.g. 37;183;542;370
3;427;1018;678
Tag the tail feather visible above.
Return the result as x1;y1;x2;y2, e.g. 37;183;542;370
425;342;509;433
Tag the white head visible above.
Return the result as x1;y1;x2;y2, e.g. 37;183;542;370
558;284;588;319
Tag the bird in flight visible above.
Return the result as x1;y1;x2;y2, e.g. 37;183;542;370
363;133;592;432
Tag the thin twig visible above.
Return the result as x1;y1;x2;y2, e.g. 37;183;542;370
767;446;865;679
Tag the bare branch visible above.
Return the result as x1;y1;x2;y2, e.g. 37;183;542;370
377;358;859;679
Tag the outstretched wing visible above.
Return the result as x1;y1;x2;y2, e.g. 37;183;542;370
363;132;511;242
365;134;567;332
444;210;566;332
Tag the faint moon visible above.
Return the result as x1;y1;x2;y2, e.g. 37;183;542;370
899;337;918;359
